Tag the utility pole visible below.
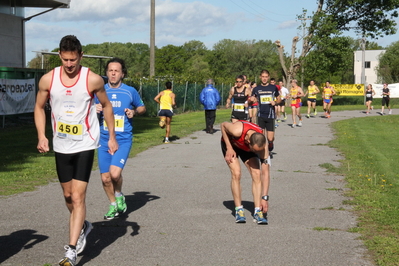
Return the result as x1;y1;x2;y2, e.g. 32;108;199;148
150;0;155;78
360;37;366;105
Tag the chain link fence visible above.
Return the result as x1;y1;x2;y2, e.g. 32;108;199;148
124;79;233;117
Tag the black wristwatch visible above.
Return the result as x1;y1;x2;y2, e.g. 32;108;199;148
262;195;269;201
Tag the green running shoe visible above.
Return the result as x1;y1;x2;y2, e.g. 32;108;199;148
116;195;127;214
104;204;118;220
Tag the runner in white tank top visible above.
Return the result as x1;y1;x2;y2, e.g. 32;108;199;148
34;35;118;266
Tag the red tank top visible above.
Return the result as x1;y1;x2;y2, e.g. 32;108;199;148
223;121;263;152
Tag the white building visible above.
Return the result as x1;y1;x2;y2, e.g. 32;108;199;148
353;50;385;85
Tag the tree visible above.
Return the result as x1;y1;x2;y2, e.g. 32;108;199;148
276;0;399;86
376;41;399;83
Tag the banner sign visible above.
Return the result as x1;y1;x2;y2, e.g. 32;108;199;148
0;78;36;115
371;83;399;98
329;84;364;96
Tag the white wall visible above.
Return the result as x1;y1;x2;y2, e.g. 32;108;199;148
0;13;24;68
354;50;385;85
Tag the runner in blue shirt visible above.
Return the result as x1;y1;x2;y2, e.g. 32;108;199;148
96;58;146;220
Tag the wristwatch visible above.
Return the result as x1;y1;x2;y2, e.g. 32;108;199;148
261;195;269;201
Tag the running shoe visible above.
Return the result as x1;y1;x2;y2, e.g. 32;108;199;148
389;110;392;115
292;124;296;128
76;220;92;254
253;211;268;224
104;204;118;220
306;114;310;118
276;119;281;123
268;142;274;152
116;195;127;214
284;115;288;120
59;245;77;266
235;208;246;223
159;119;166;129
327;114;331;118
298;120;303;127
275;123;279;128
164;139;170;144
314;111;317;116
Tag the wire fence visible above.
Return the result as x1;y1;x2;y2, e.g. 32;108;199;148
125;80;233;117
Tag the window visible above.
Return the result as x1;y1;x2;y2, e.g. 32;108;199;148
365;61;371;68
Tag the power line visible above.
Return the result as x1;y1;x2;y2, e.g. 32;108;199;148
245;0;296;17
228;0;283;23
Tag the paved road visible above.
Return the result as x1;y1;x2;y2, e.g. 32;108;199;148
1;109;385;266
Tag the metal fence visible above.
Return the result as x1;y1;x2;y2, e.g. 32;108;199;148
125;80;233;117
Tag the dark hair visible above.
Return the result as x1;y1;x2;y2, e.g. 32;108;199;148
260;69;270;75
236;75;244;81
59;35;82;54
105;57;127;76
165;81;172;89
249;132;266;148
270;78;276;82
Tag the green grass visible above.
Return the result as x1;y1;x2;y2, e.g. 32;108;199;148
329;115;399;266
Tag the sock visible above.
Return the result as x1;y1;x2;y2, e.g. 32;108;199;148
165;137;169;141
69;245;76;250
115;191;123;197
235;205;243;211
254;207;261;213
111;201;117;206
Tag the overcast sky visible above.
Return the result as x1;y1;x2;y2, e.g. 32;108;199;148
25;0;399;63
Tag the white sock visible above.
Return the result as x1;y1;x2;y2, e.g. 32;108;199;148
254;207;261;213
115;191;123;197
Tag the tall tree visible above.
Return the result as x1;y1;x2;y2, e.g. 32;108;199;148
276;0;399;85
376;41;399;83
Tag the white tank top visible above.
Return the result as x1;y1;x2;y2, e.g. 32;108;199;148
50;66;100;154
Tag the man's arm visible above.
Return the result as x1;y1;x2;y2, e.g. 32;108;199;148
171;92;177;108
154;91;163;104
225;87;234;108
90;73;118;155
34;72;52;153
257;146;270;213
220;121;242;164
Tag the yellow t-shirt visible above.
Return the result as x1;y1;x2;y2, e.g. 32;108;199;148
308;85;317;99
160;90;173;111
324;87;332;99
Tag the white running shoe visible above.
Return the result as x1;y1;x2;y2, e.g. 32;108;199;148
298;121;303;127
59;245;77;266
292;124;296;128
389;110;392;115
76;220;92;255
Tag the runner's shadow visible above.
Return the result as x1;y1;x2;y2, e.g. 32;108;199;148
77;191;159;265
77;218;139;265
223;200;255;217
0;229;48;263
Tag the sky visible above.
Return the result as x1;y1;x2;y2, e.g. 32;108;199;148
24;0;399;64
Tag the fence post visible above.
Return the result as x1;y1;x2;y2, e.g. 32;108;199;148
183;81;188;113
194;82;197;111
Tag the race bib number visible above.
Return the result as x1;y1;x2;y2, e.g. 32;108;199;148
104;115;124;132
233;103;245;112
260;95;272;104
56;120;83;141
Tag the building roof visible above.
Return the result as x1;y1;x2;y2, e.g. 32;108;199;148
0;0;70;8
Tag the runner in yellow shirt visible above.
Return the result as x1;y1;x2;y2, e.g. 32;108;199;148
322;81;336;118
305;80;320;118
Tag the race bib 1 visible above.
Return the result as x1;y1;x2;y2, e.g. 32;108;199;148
104;115;124;132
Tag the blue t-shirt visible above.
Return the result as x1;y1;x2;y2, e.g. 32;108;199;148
96;83;145;143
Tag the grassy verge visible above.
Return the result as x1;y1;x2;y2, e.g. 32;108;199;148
329;115;399;266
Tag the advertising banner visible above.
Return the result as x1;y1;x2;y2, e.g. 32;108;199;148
371;83;399;98
0;78;36;115
329;84;364;96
